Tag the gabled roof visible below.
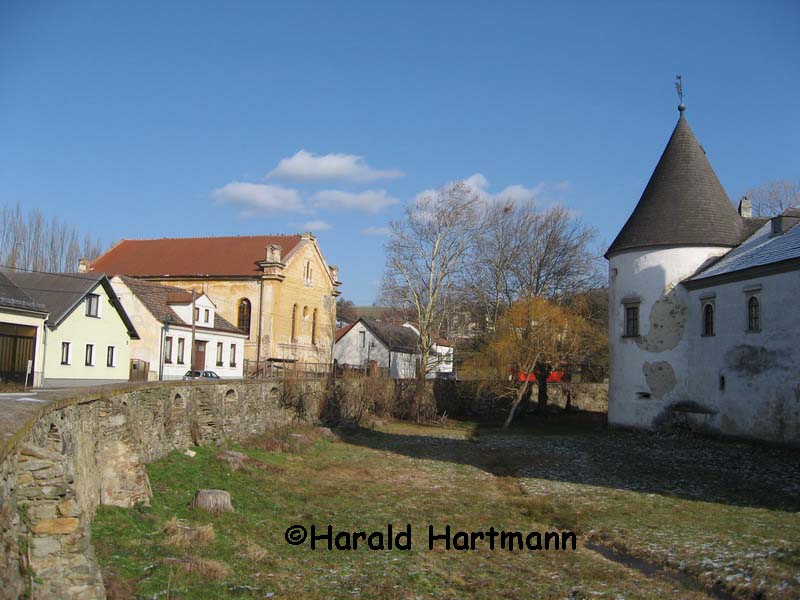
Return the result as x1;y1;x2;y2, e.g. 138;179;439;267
90;235;304;277
360;318;419;353
686;213;800;286
0;271;47;314
605;109;744;258
334;321;357;343
116;275;244;335
1;269;138;337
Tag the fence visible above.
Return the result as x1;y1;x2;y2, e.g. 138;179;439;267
244;359;333;380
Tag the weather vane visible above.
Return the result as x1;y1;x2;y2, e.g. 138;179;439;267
675;75;685;112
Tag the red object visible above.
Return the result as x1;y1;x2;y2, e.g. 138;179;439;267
514;363;569;383
90;235;304;277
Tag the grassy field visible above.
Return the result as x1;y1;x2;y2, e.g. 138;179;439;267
92;415;800;599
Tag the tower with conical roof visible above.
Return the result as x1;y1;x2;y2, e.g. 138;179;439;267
606;104;744;430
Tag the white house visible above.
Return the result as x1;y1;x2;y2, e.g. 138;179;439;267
606;103;800;445
0;271;48;387
334;318;418;379
111;276;247;380
334;318;456;379
400;323;455;379
1;270;139;387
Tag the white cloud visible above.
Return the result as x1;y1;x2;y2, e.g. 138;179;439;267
414;173;569;207
295;219;332;231
267;150;404;183
463;172;541;204
362;226;391;236
311;189;399;214
464;173;489;193
213;182;306;215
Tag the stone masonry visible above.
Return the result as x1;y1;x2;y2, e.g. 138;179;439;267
0;379;322;599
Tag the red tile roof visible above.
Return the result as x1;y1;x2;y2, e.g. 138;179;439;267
166;291;194;304
335;321;357;343
90;235;303;278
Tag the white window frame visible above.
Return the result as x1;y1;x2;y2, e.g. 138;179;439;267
85;294;100;318
61;341;71;365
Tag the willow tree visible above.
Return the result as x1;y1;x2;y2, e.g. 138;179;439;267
487;296;603;429
382;182;481;420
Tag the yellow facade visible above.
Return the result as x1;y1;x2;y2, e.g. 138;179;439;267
41;283;132;385
139;235;339;368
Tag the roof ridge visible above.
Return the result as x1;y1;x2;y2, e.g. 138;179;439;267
116;234;302;242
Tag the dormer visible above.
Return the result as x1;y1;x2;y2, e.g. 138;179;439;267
167;291;216;326
770;208;800;237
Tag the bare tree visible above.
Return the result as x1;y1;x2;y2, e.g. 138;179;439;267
513;205;601;299
744;180;800;217
0;203;105;272
464;201;600;335
466;200;536;329
382;182;481;419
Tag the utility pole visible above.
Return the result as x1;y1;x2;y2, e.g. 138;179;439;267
190;289;196;372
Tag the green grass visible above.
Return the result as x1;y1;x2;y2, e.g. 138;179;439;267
92;417;800;599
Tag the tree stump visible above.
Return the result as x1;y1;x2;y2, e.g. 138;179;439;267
190;489;234;515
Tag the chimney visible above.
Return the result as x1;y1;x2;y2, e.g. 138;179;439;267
328;264;339;282
738;196;752;218
267;244;282;263
78;258;91;273
771;213;800;236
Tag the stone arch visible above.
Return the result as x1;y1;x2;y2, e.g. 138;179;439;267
224;388;238;408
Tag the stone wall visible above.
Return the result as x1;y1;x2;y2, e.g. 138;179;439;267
435;380;609;417
0;379;323;600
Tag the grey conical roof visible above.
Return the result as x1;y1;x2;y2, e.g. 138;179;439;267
605;111;743;258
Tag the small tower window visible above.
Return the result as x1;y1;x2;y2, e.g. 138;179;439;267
703;303;715;336
291;304;298;341
747;296;760;332
624;305;639;337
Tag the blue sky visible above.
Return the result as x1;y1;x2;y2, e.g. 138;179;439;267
1;1;798;304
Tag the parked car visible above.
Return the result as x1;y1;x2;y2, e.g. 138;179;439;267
182;370;221;380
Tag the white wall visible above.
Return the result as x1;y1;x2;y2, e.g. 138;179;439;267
161;327;245;380
334;321;417;379
390;350;416;379
334;322;390;368
607;246;730;429
170;294;216;328
41;283;132;387
427;343;454;378
401;323;453;378
686;270;800;444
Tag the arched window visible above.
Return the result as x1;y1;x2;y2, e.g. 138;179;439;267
312;308;318;345
747;296;760;332
703;303;714;336
237;299;251;337
291;304;298;341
